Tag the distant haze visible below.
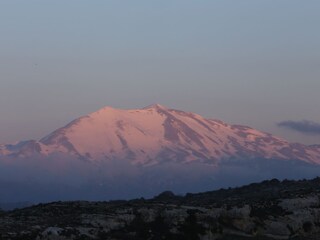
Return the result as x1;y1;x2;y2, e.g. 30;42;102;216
0;1;319;145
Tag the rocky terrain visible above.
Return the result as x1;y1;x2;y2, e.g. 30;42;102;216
1;177;320;240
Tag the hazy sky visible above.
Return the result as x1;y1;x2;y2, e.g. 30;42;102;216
0;0;319;145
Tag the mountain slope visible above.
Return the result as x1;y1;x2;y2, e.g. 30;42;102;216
1;104;320;164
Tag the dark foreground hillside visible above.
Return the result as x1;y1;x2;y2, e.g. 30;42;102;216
1;178;320;240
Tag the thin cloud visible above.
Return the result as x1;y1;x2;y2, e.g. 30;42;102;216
278;120;320;135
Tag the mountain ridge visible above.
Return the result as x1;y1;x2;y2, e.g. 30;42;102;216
1;104;320;164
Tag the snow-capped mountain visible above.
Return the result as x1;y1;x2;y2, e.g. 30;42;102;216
1;104;320;164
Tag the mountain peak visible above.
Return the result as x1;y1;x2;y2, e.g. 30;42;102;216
93;104;168;113
88;106;119;117
143;104;168;110
97;105;116;112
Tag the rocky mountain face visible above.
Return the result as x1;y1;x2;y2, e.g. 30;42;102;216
1;177;320;240
1;104;320;164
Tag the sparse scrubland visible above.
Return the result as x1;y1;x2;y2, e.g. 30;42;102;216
1;177;320;240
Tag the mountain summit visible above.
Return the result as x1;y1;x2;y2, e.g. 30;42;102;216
1;104;320;164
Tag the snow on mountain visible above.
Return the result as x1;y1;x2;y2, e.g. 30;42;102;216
1;104;320;164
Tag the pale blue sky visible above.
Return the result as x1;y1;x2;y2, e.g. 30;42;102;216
0;0;319;144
